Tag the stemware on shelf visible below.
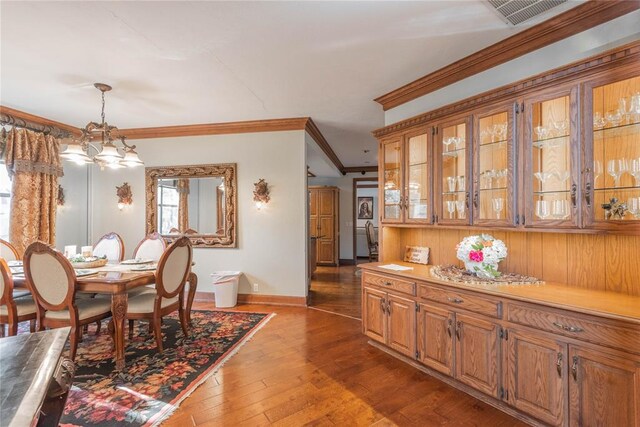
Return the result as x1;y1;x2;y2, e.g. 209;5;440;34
536;200;551;220
552;199;569;219
455;200;466;219
446;176;457;193
555;170;570;183
443;137;455;152
455;136;465;149
552;119;568;137
628;197;640;219
456;176;465;192
446;200;456;219
534;126;548;140
630;158;640;187
491;197;504;219
534;172;553;184
607;159;628;187
593;160;603;186
605;109;623;127
593;112;607;130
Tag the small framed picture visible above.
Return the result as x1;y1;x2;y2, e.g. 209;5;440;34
357;197;374;219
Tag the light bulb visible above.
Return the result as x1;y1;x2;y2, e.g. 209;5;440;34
118;202;125;210
255;201;263;210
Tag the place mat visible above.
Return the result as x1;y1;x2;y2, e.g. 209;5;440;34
430;265;543;285
121;259;154;265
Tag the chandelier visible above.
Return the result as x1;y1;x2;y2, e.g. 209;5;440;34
60;83;143;169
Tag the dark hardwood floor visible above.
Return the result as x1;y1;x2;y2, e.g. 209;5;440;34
308;265;362;319
165;302;525;426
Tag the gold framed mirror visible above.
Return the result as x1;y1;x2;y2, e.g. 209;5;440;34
145;163;237;248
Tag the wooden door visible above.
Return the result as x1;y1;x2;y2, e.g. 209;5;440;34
387;294;416;357
454;313;500;398
417;303;454;376
363;287;387;344
505;329;567;426
522;85;580;229
309;187;339;266
436;115;472;225
404;129;433;224
569;345;640;427
473;101;517;227
381;137;404;223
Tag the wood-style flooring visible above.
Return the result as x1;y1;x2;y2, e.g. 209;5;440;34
308;265;362;319
166;302;525;426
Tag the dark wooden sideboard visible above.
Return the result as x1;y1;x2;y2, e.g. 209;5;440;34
0;327;74;427
360;261;640;427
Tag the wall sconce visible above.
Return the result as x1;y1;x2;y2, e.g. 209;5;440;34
116;182;133;210
57;185;65;207
253;179;270;210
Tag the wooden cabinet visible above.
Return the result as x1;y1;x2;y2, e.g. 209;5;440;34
381;129;432;224
454;313;501;398
568;345;640;427
308;186;339;266
363;285;415;358
417;303;454;375
504;329;566;426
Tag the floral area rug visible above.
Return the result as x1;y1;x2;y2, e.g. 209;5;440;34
55;310;273;427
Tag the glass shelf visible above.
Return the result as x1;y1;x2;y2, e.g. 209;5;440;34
479;139;507;147
533;135;569;148
593;121;640;134
533;190;571;195
442;190;466;195
594;186;640;192
479;187;508;192
409;161;428;167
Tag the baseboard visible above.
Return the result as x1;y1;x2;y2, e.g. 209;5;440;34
339;259;355;265
194;291;307;307
238;293;308;307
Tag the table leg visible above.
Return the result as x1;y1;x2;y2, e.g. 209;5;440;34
111;293;128;371
186;272;198;325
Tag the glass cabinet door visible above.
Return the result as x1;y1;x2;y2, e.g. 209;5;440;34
382;137;403;222
405;131;431;223
524;88;578;228
585;75;640;229
438;118;471;224
474;105;515;226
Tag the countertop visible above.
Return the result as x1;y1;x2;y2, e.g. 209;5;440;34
359;261;640;325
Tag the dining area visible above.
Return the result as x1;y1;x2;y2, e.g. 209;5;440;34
1;232;198;371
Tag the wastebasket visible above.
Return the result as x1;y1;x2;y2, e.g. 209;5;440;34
211;271;241;308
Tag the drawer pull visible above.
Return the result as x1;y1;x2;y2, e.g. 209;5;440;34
384;281;392;286
571;356;578;381
552;322;584;333
447;297;464;304
455;321;462;339
556;352;563;377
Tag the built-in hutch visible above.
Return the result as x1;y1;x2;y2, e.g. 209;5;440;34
364;41;640;426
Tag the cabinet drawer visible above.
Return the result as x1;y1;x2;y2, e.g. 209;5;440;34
419;284;502;319
362;272;416;296
507;303;640;355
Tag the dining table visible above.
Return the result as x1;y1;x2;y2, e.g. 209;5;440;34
11;261;198;371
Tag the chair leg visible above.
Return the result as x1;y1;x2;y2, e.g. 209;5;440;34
69;327;79;361
179;306;189;338
95;320;102;335
152;316;163;353
0;324;5;338
29;319;36;333
9;321;18;336
149;321;153;334
128;319;134;340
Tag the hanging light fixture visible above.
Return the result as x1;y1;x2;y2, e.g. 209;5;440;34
60;83;144;169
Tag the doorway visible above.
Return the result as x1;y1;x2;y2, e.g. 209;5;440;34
352;177;378;265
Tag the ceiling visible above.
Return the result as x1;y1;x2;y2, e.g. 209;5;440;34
0;1;579;175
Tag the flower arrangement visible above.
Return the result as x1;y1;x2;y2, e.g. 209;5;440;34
456;234;507;279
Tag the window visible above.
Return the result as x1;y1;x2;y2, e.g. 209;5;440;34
157;180;178;234
0;162;10;241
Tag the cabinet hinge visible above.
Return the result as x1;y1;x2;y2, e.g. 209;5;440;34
515;215;520;225
415;350;420;360
415;302;420;312
514;102;519;114
520;102;525;113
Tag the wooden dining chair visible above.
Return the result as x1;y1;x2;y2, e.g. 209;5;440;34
93;232;125;263
126;236;192;353
0;258;36;336
365;221;379;262
132;232;166;262
0;238;20;262
23;242;114;360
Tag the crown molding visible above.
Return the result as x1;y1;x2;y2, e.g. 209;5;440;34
374;0;640;111
303;117;345;173
0;106;81;137
373;39;640;139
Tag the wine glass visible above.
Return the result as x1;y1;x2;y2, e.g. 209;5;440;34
607;159;627;187
627;197;640;219
456;200;466;219
555;170;570;183
593;112;607;130
446;200;457;219
534;171;552;183
552;199;569;219
455;136;465;149
456;176;465;192
630;158;640;187
446;176;457;193
534;125;548;141
620;98;632;124
443;137;454;152
605;109;622;127
631;92;640;122
536;200;550;220
552;119;568;137
492;197;504;219
593;160;603;186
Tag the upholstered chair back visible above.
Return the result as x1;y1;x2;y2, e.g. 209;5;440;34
157;237;192;297
24;242;75;310
0;239;19;262
93;232;124;263
133;232;166;261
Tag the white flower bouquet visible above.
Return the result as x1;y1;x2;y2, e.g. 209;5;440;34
456;234;507;279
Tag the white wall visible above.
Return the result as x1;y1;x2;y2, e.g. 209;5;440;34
56;164;89;249
356;186;378;258
86;130;308;296
308;172;377;261
385;11;640;125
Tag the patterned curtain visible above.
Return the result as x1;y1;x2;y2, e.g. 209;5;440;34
4;128;63;256
177;178;190;232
